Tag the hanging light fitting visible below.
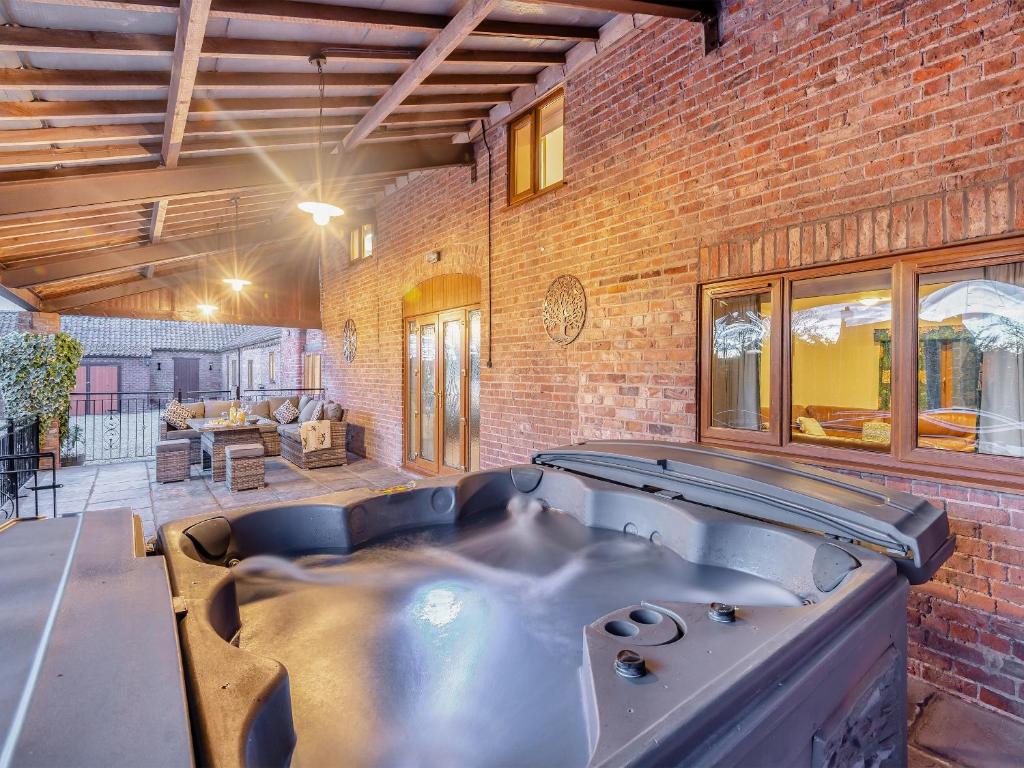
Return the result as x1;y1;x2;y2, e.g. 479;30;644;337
297;54;344;226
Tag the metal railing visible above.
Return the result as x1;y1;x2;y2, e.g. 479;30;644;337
241;387;325;401
0;451;59;519
68;391;177;463
67;388;328;463
1;416;42;519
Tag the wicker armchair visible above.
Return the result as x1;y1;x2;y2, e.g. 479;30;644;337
279;420;348;470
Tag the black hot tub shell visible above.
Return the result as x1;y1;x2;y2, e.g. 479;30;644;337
155;441;953;768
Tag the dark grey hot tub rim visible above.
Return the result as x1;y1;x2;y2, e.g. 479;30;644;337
156;443;951;768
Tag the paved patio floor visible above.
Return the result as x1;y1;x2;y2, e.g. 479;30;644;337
35;454;414;540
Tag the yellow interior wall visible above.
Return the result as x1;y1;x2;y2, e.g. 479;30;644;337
790;291;890;410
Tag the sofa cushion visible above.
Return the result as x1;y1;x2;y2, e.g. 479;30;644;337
225;443;264;460
274;400;299;424
267;396;299;414
277;423;301;439
323;401;344;422
299;398;323;423
204;399;240;418
162;400;192;430
248;400;271;419
298;394;312;412
796;416;826;437
156;438;190;453
184;402;205;419
918;410;977;439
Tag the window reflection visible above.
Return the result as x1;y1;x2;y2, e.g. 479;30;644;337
918;263;1024;456
710;292;771;431
790;271;892;451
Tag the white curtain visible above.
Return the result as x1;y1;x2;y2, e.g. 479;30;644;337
711;296;762;430
979;262;1024;457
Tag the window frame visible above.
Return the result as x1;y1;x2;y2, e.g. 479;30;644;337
698;233;1024;490
348;221;374;261
699;276;783;446
507;89;565;206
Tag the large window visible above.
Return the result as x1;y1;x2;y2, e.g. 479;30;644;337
508;90;564;205
699;236;1024;484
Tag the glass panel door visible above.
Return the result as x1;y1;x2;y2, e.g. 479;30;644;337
441;310;465;470
406;320;418;464
416;317;438;472
469;309;481;471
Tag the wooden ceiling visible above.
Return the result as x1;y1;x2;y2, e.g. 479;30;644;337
0;0;717;324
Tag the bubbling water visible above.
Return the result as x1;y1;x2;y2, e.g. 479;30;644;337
232;495;801;768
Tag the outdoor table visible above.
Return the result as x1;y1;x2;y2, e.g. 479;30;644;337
187;418;261;483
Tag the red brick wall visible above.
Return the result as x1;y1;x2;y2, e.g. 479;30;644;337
319;0;1024;718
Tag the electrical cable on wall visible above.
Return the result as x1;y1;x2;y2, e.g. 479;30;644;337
480;122;494;369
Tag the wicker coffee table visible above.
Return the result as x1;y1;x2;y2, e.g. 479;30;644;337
187;419;262;483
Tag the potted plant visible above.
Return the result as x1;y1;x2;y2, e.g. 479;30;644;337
61;423;85;466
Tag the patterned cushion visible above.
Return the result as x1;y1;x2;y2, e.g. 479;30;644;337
163;399;192;430
274;400;299;424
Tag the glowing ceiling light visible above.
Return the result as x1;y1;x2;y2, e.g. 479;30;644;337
223;277;252;292
297;200;344;227
197;303;218;317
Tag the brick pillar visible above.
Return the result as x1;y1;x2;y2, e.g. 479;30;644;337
16;311;60;334
15;311;62;467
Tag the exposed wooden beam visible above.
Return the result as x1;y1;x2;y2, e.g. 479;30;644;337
0;127;467;170
27;0;599;40
343;0;501;152
0;110;490;148
0;26;564;65
152;0;213;244
2;224;290;288
0;68;533;92
525;0;713;21
0;140;474;218
160;0;212;168
0;93;507;121
0;282;41;310
41;272;198;312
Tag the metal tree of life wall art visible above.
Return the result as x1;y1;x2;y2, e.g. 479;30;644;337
543;275;587;345
342;319;357;363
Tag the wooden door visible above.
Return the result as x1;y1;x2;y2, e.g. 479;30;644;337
405;309;476;475
173;357;200;399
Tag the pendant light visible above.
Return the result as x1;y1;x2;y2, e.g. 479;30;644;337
223;197;252;292
297;55;344;226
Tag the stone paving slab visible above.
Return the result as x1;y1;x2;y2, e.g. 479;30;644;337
29;454;413;539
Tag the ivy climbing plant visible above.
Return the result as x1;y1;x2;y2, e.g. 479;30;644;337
0;331;84;449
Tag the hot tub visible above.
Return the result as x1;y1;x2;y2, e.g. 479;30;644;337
158;441;953;768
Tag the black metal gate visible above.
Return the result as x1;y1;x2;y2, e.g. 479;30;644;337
0;416;41;519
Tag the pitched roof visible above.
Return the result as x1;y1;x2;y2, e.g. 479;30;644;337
0;312;282;357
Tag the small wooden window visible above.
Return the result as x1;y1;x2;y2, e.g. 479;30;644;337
508;90;565;205
698;234;1024;489
349;222;374;260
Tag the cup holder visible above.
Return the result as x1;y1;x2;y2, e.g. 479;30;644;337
629;608;663;625
604;620;640;637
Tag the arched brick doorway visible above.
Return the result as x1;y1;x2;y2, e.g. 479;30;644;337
402;274;481;475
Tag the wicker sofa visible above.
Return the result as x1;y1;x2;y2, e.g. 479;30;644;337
160;396;300;461
277;419;348;470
